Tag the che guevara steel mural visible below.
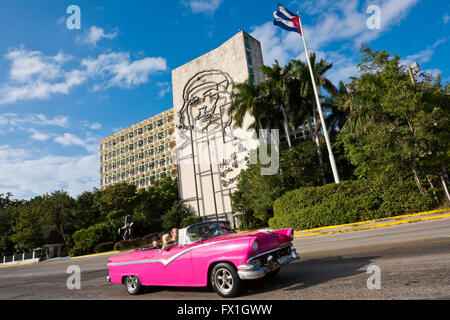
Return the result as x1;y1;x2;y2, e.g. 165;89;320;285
175;70;251;219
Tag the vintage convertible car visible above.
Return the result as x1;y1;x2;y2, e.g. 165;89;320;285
106;221;299;297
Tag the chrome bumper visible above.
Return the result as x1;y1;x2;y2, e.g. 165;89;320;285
237;246;300;280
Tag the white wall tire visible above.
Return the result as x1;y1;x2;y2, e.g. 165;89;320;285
125;275;143;295
210;263;242;298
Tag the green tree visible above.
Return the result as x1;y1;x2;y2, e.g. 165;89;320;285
260;60;295;147
0;194;24;255
96;182;138;221
291;53;338;175
133;177;179;236
72;189;102;231
338;45;449;199
11;205;45;252
45;191;76;248
161;201;193;230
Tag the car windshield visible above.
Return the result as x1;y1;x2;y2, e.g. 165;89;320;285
187;222;236;242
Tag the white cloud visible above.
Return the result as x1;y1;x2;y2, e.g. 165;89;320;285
6;47;70;83
0;48;86;105
29;129;50;141
157;81;172;98
0;113;69;128
90;122;102;130
81;52;167;89
250;0;420;84
0;47;167;105
54;133;98;153
78;26;118;46
0;145;98;199
182;0;223;14
401;38;448;68
56;16;66;25
444;13;450;24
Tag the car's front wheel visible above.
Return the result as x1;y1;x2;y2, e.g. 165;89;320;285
211;263;242;298
125;275;143;295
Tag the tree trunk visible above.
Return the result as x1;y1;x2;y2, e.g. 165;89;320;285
307;117;313;140
312;101;326;184
441;167;450;205
281;105;292;148
411;161;424;195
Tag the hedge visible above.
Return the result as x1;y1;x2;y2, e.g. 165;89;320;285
69;222;118;257
94;242;115;253
269;179;435;231
114;238;148;251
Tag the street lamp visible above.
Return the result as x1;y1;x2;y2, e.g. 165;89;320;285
408;62;420;85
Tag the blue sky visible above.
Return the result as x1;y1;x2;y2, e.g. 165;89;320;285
0;0;449;199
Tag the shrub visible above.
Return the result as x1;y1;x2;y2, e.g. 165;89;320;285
269;179;435;231
114;238;147;251
94;242;115;253
161;201;195;229
142;233;162;243
69;222;118;257
180;216;202;228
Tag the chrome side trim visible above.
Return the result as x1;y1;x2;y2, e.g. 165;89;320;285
107;237;256;268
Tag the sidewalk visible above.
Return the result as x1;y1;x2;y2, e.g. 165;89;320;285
294;208;450;238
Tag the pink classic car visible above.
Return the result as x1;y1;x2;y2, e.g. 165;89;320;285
106;221;299;298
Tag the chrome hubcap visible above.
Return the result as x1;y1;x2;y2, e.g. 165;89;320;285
215;269;233;293
127;276;138;291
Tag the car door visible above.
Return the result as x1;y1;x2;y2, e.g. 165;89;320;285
146;244;196;286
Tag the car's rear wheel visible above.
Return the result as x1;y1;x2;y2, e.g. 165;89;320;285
211;263;242;298
125;275;143;295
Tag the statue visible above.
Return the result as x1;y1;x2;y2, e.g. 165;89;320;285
118;215;134;241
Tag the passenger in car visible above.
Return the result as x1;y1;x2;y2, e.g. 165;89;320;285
152;236;162;249
162;228;179;251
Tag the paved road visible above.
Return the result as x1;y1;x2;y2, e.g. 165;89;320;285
0;218;449;300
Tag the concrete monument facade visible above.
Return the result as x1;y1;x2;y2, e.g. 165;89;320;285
172;31;264;222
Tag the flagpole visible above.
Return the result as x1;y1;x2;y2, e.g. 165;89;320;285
297;12;340;184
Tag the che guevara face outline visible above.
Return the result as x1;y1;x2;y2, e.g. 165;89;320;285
178;70;233;135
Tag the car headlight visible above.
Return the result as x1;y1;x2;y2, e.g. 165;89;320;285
252;240;259;253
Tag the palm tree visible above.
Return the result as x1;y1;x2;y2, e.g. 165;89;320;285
260;60;295;148
291;53;337;173
229;78;269;137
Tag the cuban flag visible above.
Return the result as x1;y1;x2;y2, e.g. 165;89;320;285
273;4;302;35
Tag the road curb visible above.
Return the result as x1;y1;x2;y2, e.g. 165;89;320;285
70;250;121;260
294;210;450;239
0;262;36;269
